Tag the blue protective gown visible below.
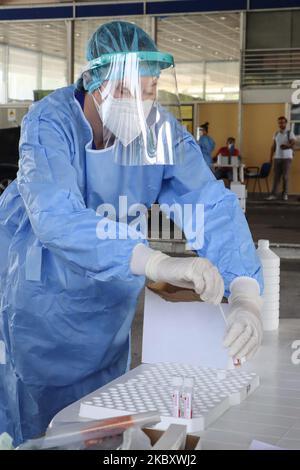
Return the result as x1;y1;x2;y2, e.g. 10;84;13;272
0;85;263;445
198;135;215;168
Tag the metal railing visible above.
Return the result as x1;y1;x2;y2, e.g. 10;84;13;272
242;48;300;88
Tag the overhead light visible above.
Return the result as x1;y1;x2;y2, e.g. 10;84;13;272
76;33;80;37
31;43;36;47
45;24;51;28
214;51;219;55
197;45;202;49
177;38;183;42
220;16;226;20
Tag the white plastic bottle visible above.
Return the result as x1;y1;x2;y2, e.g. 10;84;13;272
171;376;183;418
256;239;280;331
182;377;194;419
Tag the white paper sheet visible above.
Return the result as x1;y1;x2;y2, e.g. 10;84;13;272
142;288;231;369
249;440;285;451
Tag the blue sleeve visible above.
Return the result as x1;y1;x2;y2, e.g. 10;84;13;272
0;182;23;278
158;129;263;297
17;111;145;282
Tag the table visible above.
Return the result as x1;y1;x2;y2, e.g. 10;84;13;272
49;319;300;450
213;163;245;184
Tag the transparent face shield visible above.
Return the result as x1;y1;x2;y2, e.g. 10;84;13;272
81;51;185;166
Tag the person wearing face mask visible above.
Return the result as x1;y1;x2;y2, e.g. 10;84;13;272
197;122;215;169
265;116;295;201
214;137;241;182
0;21;263;445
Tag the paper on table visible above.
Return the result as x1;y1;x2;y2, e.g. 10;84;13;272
142;288;231;369
249;440;285;451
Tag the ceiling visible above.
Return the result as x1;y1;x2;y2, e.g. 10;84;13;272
0;9;240;98
0;21;67;58
157;13;240;63
0;12;240;65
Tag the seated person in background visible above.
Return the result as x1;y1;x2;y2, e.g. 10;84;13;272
213;137;241;182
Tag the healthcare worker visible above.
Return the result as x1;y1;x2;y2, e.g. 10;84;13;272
0;21;263;445
197;122;215;169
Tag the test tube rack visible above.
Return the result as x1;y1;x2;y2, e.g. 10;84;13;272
79;363;259;433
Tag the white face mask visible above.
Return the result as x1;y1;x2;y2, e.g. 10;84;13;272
94;94;154;147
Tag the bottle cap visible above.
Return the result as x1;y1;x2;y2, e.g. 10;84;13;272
258;239;269;249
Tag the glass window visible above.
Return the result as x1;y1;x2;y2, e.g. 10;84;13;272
293;122;300;135
0;45;5;103
291;11;300;48
176;63;204;101
42;55;67;90
8;47;38;101
291;104;300;121
205;61;239;101
157;13;240;102
180;105;194;134
0;20;67;103
247;11;292;50
246;10;300;49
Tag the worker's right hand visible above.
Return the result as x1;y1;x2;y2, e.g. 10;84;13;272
130;244;224;305
223;277;263;361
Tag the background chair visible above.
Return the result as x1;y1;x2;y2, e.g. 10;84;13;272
0;163;18;195
245;162;271;193
0;126;20;195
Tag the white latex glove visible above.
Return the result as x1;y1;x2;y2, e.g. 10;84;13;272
130;244;224;305
223;277;263;361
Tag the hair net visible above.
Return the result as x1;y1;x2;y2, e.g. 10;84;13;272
77;21;158;93
200;122;209;133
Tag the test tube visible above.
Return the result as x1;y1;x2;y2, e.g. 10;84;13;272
182;377;194;419
171;376;183;418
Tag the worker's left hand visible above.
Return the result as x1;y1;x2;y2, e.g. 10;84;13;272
223;277;263;361
130;244;224;304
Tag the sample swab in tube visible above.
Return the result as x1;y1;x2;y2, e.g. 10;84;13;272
219;304;228;326
218;304;245;368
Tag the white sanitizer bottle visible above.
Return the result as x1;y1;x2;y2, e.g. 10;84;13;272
256;239;280;331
